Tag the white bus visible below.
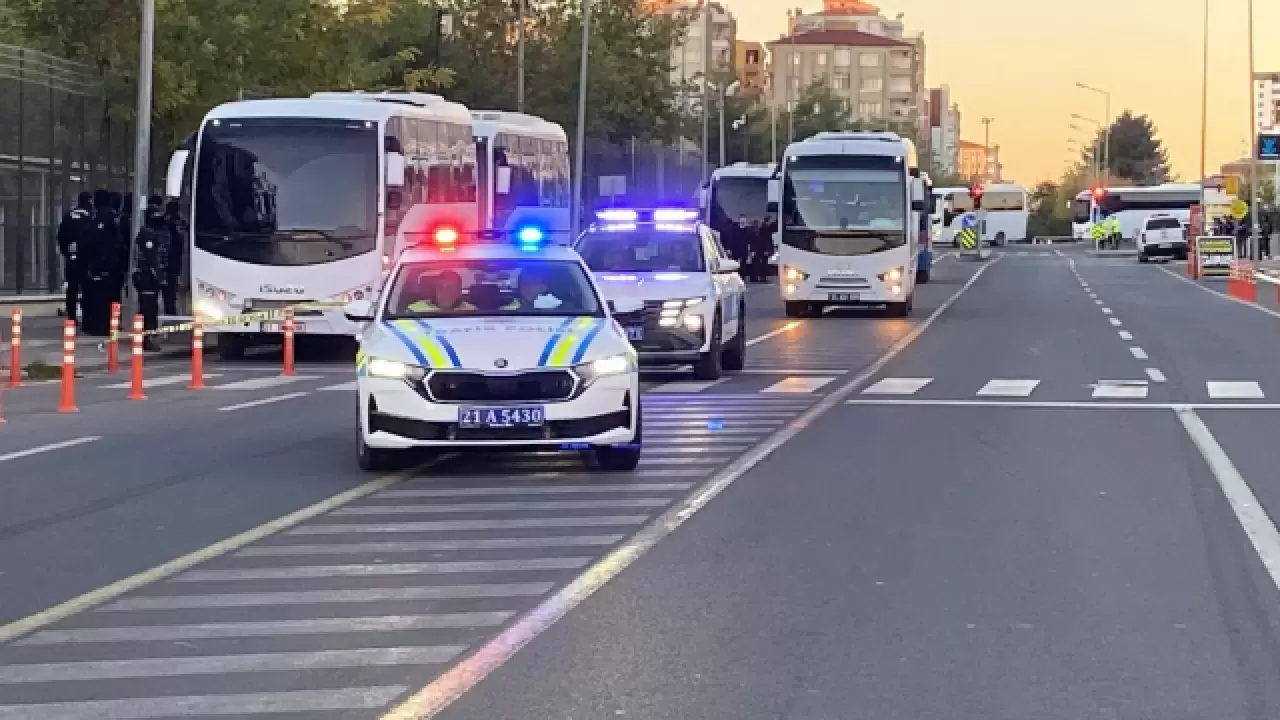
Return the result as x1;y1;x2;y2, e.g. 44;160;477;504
701;163;779;259
470;110;571;244
935;183;1028;246
1071;183;1200;241
774;131;926;318
166;92;476;359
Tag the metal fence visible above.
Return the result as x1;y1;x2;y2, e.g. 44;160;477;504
579;137;706;210
0;43;137;296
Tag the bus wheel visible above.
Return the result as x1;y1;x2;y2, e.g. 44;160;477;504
887;293;913;318
994;232;1006;246
217;333;246;361
784;301;809;318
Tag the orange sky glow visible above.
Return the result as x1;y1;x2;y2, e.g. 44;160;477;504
722;0;1280;185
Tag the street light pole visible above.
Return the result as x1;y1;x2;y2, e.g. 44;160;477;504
700;1;713;183
1199;0;1209;244
570;0;590;240
718;80;739;170
127;0;156;302
981;117;993;182
517;0;526;112
1245;0;1260;259
1076;82;1112;185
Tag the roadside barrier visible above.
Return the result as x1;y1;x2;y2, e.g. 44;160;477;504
129;315;146;401
8;308;20;388
107;303;121;373
1228;260;1257;303
57;321;77;413
282;309;296;376
189;320;205;390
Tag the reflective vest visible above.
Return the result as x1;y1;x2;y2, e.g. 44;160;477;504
408;299;474;312
1091;222;1106;240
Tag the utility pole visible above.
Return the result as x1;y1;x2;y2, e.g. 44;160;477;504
1198;0;1208;243
981;117;993;182
1245;0;1260;259
127;0;156;308
517;0;526;112
699;1;712;182
570;0;590;240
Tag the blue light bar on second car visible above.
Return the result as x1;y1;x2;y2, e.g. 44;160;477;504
594;207;700;229
653;208;698;223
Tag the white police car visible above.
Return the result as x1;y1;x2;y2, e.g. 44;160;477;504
343;230;643;473
574;208;747;380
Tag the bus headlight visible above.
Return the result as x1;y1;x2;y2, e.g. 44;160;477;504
783;265;809;283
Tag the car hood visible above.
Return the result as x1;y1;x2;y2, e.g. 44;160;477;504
592;272;712;304
364;316;630;370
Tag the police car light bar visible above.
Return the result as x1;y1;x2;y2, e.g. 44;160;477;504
516;225;545;250
653;208;698;223
433;226;459;246
596;209;638;223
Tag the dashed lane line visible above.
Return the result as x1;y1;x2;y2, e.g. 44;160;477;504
0;436;100;464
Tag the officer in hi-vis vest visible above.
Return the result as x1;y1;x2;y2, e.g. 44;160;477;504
408;270;474;312
1091;217;1107;248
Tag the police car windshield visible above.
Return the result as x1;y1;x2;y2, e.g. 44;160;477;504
576;229;706;273
384;258;604;319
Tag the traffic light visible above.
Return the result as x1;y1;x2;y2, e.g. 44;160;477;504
968;184;984;210
1091;185;1105;202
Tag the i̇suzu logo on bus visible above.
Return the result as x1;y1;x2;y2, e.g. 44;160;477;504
260;284;305;295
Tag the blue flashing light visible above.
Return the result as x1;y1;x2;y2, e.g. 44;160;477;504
653;208;698;223
596;209;638;223
516;225;545;251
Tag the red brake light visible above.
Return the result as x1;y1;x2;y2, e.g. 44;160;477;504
434;226;459;246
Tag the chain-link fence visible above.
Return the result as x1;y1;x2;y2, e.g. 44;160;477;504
0;44;138;296
579;137;706;211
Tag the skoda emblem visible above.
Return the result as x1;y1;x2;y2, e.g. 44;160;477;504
494;358;508;369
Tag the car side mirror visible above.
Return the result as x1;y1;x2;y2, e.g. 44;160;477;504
495;166;512;195
344;299;374;323
385;152;406;187
611;298;644;314
766;201;779;213
717;258;740;274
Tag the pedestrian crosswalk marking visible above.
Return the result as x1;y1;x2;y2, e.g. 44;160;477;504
101;373;223;389
760;376;836;393
862;377;933;395
1092;381;1148;399
1207;381;1264;399
215;375;319;390
0;688;411;718
976;379;1040;397
648;379;728;393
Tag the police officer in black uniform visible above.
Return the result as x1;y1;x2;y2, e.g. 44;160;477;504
748;217;773;283
132;209;166;351
57;191;95;325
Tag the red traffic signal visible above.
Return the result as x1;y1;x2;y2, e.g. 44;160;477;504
968;185;984;200
1091;185;1106;201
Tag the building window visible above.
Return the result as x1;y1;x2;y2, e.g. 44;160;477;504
834;48;851;67
832;74;851;90
861;77;883;92
792;53;801;66
789;76;800;90
891;53;912;70
859;53;880;68
816;52;827;67
839;99;851;112
858;102;882;116
746;49;760;64
889;77;912;93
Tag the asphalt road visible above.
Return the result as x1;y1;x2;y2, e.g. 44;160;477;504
12;247;1279;718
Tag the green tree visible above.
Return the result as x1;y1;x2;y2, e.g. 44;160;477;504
1083;111;1172;185
1027;180;1072;237
778;80;854;141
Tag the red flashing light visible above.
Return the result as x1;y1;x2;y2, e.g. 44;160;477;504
968;185;984;200
1091;185;1105;201
433;226;459;246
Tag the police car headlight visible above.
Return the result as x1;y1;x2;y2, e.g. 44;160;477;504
368;358;425;381
576;353;635;383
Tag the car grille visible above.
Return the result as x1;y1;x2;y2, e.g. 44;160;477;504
423;370;577;403
609;300;664;326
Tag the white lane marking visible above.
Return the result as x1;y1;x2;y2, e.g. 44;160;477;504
1130;347;1148;359
1146;368;1168;383
100;373;223;389
1094;299;1104;305
1176;407;1280;593
975;379;1040;397
18;612;514;645
214;375;318;390
846;399;1280;410
0;437;100;464
379;483;693;498
319;380;358;391
218;392;310;412
0;647;464;684
746;320;803;347
648;380;727;393
1118;330;1133;340
235;535;626;558
377;253;1004;720
330;498;672;515
760;376;836;393
862;377;933;395
1206;381;1265;399
290;516;650;535
0;688;410;719
1101;307;1113;314
1093;382;1148;399
738;368;848;375
171;557;590;582
1109;318;1122;326
99;583;555;612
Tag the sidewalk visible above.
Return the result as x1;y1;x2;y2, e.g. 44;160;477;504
2;315;190;375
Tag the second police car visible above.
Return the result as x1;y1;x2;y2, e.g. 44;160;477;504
574;207;748;380
344;225;644;472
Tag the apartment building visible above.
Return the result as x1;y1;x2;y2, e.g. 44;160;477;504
735;40;766;95
1256;72;1280;132
924;85;961;176
656;0;737;88
958;140;1002;183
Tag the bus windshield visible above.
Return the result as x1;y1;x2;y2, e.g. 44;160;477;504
782;156;906;233
1071;197;1091;223
709;177;769;230
193;118;379;266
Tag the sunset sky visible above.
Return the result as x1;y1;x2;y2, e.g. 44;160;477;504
722;0;1280;185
